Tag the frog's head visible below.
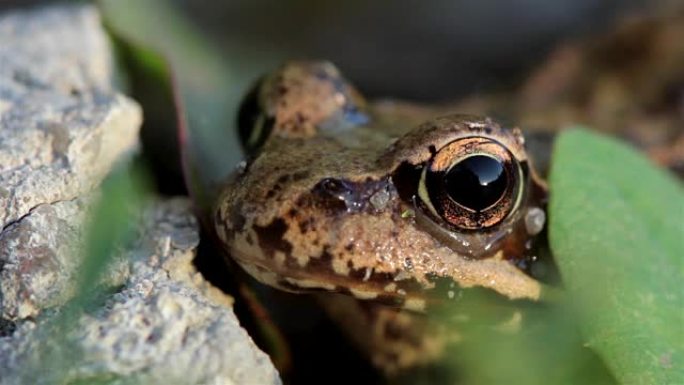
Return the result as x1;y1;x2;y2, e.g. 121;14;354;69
215;61;548;311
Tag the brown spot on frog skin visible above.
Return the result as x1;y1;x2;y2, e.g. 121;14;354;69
253;218;293;259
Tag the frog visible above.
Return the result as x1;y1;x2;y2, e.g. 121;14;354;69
200;10;683;377
213;61;550;372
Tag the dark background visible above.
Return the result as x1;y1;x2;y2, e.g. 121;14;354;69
1;0;660;101
172;0;652;100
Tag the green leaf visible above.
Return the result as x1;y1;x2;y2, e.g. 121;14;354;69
100;0;241;177
425;285;616;385
79;166;149;297
100;0;242;217
22;165;149;384
549;128;684;384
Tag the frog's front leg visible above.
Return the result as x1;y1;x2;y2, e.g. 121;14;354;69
317;294;446;375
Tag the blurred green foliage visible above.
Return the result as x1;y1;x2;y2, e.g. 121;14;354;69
549;129;684;385
100;0;242;174
432;291;616;385
79;166;150;300
22;166;149;385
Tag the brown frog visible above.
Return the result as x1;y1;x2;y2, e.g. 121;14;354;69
205;11;682;375
213;61;549;371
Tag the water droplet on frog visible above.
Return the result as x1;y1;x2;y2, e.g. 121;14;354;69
362;267;372;282
403;257;414;271
347;200;363;211
525;239;533;250
525;207;546;235
483;227;512;252
236;160;247;174
369;188;390;210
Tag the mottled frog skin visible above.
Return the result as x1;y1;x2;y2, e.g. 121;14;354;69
209;12;682;373
214;62;547;317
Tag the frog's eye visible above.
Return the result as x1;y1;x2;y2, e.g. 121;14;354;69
418;137;524;230
237;77;273;155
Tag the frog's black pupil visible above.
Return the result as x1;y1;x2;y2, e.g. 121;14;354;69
444;155;507;211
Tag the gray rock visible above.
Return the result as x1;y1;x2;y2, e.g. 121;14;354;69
0;5;281;384
0;194;132;321
0;198;90;321
0;199;282;385
0;5;141;321
0;4;141;229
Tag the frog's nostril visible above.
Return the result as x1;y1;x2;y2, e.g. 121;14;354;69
319;178;348;195
313;178;355;212
314;178;394;213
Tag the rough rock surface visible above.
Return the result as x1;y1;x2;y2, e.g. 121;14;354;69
0;199;281;385
0;5;281;384
0;198;90;321
0;5;141;228
0;5;140;321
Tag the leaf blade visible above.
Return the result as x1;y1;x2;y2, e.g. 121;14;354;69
549;128;684;384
